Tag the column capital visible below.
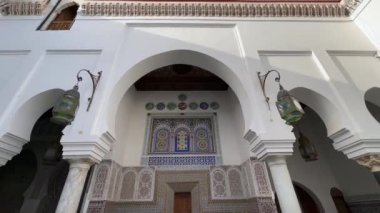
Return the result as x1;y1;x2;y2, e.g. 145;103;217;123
329;128;380;160
244;129;295;161
61;131;116;164
266;155;288;166
356;154;380;172
67;158;96;168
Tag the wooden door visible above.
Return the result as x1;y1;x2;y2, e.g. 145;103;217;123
174;192;192;213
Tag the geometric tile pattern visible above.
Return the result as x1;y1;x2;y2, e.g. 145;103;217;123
86;159;278;213
148;156;216;166
149;117;215;154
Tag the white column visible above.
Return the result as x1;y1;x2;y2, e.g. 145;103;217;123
56;160;92;213
266;156;301;213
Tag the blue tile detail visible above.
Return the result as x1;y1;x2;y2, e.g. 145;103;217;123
148;156;216;166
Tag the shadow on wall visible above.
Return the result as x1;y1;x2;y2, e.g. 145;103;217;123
275;182;322;213
365;87;380;123
0;109;69;213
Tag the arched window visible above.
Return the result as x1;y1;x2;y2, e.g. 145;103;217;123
152;127;170;153
47;4;79;30
120;170;136;200
175;128;190;152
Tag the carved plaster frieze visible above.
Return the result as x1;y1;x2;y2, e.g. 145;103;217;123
356;154;380;172
0;0;49;15
81;1;348;18
1;0;365;18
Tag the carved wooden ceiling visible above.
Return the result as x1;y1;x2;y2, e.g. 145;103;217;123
135;64;229;91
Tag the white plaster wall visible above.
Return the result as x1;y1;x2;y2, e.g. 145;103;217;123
330;53;380;93
0;49;101;140
0;52;30;117
356;0;380;49
0;13;379;162
110;89;248;166
106;86;136;163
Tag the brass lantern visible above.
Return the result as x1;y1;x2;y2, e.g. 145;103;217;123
50;85;80;126
276;85;304;125
258;70;304;126
297;132;318;161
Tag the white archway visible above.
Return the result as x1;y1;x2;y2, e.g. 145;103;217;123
0;89;64;165
106;50;254;137
6;89;64;141
290;87;345;136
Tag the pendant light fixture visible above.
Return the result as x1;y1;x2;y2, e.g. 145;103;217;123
258;70;304;125
50;69;102;126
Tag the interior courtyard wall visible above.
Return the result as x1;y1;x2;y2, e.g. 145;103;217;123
0;15;379;163
110;89;249;166
331;54;380;102
105;86;136;164
287;107;380;213
287;108;341;213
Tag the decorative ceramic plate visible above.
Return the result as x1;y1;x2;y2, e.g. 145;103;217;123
189;102;198;110
178;94;187;101
178;102;187;110
156;102;165;110
210;102;220;110
199;102;209;110
145;102;154;110
167;102;177;110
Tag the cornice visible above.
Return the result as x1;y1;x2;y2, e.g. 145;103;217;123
60;131;116;164
244;130;295;160
0;132;28;166
0;0;365;18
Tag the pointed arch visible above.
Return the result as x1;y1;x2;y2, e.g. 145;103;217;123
107;50;253;138
7;89;64;141
0;89;64;166
289;87;345;136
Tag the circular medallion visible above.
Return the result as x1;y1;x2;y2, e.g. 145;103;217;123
157;140;168;151
196;129;207;139
157;130;168;139
145;102;154;110
178;94;187;101
167;102;176;110
178;102;187;110
213;171;224;182
197;139;208;150
189;102;198;110
210;102;220;110
199;102;209;110
156;102;165;110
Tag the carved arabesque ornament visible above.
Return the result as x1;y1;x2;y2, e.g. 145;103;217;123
1;0;364;17
356;154;380;172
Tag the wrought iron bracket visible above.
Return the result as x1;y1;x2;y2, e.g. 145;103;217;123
257;70;281;110
76;69;102;111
